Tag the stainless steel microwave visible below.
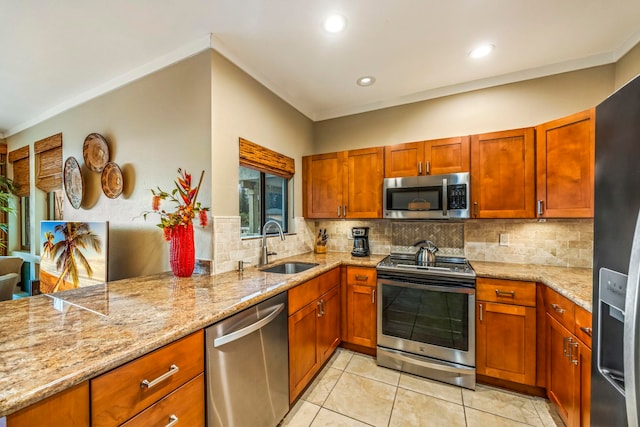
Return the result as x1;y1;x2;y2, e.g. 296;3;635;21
383;172;470;219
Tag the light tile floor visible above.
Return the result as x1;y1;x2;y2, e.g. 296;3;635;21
281;348;564;427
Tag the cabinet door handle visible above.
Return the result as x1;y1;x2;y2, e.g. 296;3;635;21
473;202;479;217
580;326;593;337
166;415;179;427
426;161;431;175
418;161;423;175
337;206;341;217
141;364;180;389
495;289;515;298
569;341;579;365
317;300;323;317
371;289;376;304
565;336;571;358
551;303;565;314
355;274;369;281
537;200;544;216
321;299;326;316
343;205;347;217
479;303;483;321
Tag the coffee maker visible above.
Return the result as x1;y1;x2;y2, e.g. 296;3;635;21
351;227;370;257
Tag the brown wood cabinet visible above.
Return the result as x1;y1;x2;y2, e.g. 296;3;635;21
546;314;591;427
470;128;535;218
384;136;470;177
288;268;341;403
7;381;90;427
303;147;383;218
91;330;205;427
344;267;377;350
476;278;537;386
536;108;595;218
544;287;592;427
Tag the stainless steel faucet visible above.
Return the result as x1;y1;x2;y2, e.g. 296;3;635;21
261;220;285;266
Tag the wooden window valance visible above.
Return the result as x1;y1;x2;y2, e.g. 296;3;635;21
239;138;295;179
8;145;30;197
34;133;62;193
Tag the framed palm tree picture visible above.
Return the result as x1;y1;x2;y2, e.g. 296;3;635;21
39;221;109;293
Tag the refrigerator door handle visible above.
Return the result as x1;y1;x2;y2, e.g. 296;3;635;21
624;209;640;427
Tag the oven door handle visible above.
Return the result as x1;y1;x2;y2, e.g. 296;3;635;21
378;278;475;294
380;347;475;375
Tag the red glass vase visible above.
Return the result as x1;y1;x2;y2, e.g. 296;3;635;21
169;223;195;277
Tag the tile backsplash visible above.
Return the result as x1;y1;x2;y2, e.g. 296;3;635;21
211;216;593;273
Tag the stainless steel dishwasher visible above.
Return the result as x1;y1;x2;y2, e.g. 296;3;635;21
205;292;289;427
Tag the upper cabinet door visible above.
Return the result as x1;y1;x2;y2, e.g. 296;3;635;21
536;108;595;218
384;137;470;177
425;136;470;175
345;147;384;218
303;152;344;218
384;141;424;177
471;128;535;218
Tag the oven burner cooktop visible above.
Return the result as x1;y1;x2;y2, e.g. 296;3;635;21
377;253;476;281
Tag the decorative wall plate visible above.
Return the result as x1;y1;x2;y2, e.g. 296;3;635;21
82;133;110;172
101;162;123;199
63;157;83;209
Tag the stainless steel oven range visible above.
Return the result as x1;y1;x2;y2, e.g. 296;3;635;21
376;253;476;389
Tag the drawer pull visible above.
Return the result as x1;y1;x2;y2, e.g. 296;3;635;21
580;326;593;337
355;275;369;281
141;364;179;389
495;289;515;298
166;415;179;427
551;303;565;314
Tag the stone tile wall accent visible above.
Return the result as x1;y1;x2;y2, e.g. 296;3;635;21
212;216;314;273
212;217;593;273
311;220;392;255
464;219;593;268
391;222;465;256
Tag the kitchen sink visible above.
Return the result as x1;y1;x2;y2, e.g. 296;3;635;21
260;262;319;274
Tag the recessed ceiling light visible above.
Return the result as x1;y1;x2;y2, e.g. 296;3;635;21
469;44;495;59
323;14;347;33
357;76;376;87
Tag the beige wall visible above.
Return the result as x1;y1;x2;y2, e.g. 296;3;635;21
210;50;314;218
314;65;615;153
209;50;315;272
6;51;212;280
615;41;640;89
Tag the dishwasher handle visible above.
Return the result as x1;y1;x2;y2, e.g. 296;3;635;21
213;303;285;348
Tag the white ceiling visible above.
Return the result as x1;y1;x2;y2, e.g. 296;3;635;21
2;0;640;138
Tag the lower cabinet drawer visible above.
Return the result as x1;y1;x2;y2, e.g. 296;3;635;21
477;278;536;307
545;287;576;333
91;330;204;427
121;373;205;427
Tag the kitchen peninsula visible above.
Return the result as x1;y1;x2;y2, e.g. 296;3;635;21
0;252;591;424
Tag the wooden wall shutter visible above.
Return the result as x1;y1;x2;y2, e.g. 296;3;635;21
239;138;295;179
8;145;30;197
34;133;63;193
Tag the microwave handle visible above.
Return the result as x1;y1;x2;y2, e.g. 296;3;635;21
442;178;448;217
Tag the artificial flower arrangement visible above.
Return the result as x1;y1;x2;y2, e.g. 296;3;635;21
145;168;209;240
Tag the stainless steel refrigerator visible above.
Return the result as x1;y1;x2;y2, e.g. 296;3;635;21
592;73;640;427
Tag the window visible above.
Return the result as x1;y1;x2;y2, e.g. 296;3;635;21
238;138;294;238
239;166;288;237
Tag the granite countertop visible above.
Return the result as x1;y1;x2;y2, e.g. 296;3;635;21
0;252;384;418
470;261;593;311
0;252;592;418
